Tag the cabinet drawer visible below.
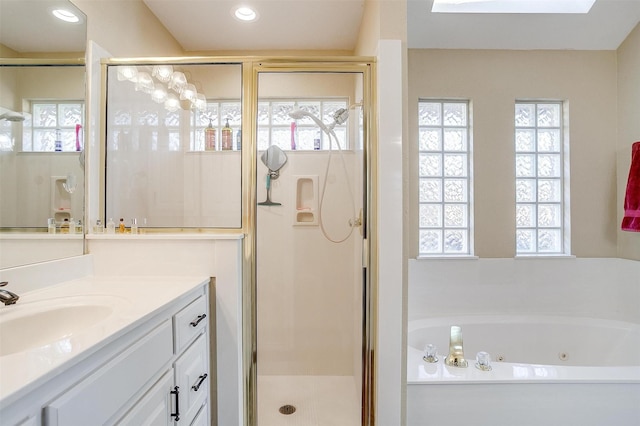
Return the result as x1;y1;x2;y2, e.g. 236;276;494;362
174;295;207;352
175;334;209;425
44;320;173;426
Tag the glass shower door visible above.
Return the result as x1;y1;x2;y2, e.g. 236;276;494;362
254;68;368;426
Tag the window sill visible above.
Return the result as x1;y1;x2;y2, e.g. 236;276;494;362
415;255;479;260
86;232;244;241
514;254;576;259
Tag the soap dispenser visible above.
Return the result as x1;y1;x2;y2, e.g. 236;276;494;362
221;119;232;150
106;218;116;234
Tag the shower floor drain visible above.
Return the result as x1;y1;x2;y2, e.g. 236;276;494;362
279;404;297;415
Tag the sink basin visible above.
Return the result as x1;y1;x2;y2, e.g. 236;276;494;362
0;296;121;357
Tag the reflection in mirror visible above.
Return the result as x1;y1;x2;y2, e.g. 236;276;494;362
105;63;242;229
0;64;86;268
0;0;87;269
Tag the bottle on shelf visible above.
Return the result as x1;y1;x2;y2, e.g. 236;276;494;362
61;218;70;234
236;129;242;151
106;218;116;234
48;218;56;234
94;219;104;234
131;218;138;235
55;128;62;152
222;119;232;150
76;219;83;234
205;119;216;151
119;218;126;233
68;218;76;234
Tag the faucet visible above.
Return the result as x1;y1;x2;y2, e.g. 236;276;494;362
0;281;19;306
445;325;468;367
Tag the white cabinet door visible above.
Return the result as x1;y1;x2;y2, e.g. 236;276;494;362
174;333;209;425
44;320;173;426
189;403;209;426
115;370;173;426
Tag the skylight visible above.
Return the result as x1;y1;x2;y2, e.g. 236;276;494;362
431;0;597;14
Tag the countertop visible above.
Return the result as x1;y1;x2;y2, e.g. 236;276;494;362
0;275;209;408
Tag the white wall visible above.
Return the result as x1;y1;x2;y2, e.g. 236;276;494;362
409;258;640;324
256;151;362;376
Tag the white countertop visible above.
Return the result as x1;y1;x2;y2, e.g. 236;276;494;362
0;275;209;408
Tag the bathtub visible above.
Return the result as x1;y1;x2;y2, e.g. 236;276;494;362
406;316;640;426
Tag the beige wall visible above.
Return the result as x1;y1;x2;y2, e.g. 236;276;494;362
73;0;184;57
617;23;640;260
408;49;619;258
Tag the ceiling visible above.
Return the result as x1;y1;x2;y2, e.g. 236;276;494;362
0;0;86;53
0;0;639;53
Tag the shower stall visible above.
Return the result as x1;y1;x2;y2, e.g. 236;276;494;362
251;64;373;426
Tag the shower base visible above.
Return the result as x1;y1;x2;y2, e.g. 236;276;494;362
257;375;360;426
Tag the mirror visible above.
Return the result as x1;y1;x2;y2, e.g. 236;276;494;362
261;145;288;173
258;145;288;206
105;63;242;229
0;0;86;269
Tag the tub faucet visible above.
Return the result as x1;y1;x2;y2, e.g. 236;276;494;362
445;325;468;368
0;281;19;306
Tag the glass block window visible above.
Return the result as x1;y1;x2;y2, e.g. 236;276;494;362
23;101;84;151
515;101;567;254
418;100;472;256
256;99;349;151
192;101;242;151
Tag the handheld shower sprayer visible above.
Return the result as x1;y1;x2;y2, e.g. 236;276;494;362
288;106;359;243
0;111;25;122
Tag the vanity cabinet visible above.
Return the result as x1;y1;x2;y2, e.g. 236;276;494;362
1;280;211;426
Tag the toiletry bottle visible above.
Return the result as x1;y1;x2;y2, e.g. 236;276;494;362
94;219;104;234
61;218;69;234
290;122;297;150
236;129;242;151
76;219;83;234
55;128;62;152
205;119;216;151
68;218;76;234
119;218;126;233
106;218;116;234
314;130;321;150
131;218;138;235
75;124;83;151
48;218;56;234
222;119;232;150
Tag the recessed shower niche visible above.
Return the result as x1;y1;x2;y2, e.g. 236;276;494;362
294;175;318;225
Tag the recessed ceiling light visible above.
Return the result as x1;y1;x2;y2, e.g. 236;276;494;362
52;9;80;23
233;6;258;22
431;0;597;14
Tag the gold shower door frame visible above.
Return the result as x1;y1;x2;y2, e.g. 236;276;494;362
244;58;377;426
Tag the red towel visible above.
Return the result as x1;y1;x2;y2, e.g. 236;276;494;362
621;141;640;232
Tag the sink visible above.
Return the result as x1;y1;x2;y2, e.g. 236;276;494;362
0;296;121;357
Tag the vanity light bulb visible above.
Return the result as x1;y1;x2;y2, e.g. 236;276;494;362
164;93;180;112
135;72;154;94
151;84;168;103
168;71;187;93
180;84;197;101
117;66;138;82
152;65;173;83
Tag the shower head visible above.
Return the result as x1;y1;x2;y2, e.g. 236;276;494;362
332;108;349;125
0;111;25;122
288;108;349;133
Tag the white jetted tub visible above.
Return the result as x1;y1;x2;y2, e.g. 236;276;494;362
407;316;640;426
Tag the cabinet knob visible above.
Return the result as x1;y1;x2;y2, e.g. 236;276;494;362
192;373;208;392
190;314;207;327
